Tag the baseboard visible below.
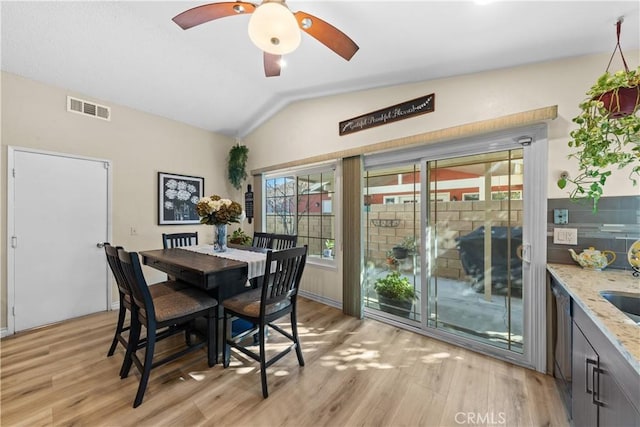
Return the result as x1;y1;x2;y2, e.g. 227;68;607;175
1;303;118;339
298;290;342;310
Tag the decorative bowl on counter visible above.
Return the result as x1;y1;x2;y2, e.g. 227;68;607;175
569;247;616;270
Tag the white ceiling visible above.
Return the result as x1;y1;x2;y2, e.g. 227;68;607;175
2;1;639;138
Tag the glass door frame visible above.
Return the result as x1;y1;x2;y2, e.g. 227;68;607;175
363;124;548;372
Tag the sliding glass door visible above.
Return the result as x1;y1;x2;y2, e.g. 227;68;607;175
362;126;547;367
425;150;523;352
364;164;422;322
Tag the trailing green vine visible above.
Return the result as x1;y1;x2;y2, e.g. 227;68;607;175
228;143;249;190
558;68;640;211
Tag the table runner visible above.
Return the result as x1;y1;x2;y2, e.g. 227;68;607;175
181;245;266;279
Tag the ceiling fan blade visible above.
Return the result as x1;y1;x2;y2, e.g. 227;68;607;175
294;11;359;61
173;2;256;30
264;53;281;77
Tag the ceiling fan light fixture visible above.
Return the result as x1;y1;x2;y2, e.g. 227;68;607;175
248;2;301;55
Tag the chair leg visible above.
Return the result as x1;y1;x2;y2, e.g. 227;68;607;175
120;314;141;378
207;308;217;367
291;307;305;367
222;310;230;368
107;296;126;357
259;322;269;398
133;328;156;408
255;324;267;344
185;320;194;346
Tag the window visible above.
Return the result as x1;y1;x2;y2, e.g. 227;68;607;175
264;164;336;261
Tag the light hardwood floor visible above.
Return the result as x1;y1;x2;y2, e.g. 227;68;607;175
1;298;569;426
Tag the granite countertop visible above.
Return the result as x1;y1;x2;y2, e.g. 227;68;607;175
547;263;640;373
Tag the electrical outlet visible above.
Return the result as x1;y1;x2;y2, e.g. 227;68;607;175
553;228;578;245
130;227;137;236
553;209;568;224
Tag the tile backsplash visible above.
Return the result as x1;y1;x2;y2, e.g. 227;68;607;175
547;196;640;271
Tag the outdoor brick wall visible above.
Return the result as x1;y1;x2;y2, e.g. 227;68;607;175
365;200;523;279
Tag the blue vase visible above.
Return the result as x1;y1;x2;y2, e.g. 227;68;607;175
216;224;227;252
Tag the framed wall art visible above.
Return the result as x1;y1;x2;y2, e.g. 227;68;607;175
158;172;204;225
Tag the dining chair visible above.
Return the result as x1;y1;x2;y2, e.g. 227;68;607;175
222;245;308;398
162;232;198;249
162;232;199;281
117;247;219;408
251;232;273;249
271;234;297;250
104;243;186;364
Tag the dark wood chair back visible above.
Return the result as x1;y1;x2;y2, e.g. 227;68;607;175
116;247;218;407
118;249;157;327
105;243;129;301
252;232;273;249
260;245;306;309
104;242;132;359
222;245;308;398
162;232;198;249
104;242;183;361
271;234;297;250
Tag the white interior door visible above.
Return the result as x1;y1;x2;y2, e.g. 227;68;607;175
9;148;110;332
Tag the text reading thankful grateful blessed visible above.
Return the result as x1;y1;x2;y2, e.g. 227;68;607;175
339;94;435;136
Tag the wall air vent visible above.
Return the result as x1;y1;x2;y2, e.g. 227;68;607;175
66;96;111;121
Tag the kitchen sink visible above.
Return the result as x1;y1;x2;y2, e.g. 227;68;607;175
599;291;640;324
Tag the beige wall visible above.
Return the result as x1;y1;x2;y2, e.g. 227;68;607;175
2;51;639;326
1;71;238;329
244;51;640;304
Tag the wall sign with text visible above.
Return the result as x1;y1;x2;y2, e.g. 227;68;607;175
339;93;435;136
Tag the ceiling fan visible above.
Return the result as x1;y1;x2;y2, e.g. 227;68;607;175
172;1;359;77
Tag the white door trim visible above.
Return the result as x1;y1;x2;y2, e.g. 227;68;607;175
6;146;113;335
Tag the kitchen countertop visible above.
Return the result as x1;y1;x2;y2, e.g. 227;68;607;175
547;263;640;373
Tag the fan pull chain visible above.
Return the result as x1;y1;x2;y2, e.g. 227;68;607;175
605;18;630;73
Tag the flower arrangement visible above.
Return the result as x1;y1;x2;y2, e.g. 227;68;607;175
196;195;243;225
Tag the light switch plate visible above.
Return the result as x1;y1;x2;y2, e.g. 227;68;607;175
553;228;578;245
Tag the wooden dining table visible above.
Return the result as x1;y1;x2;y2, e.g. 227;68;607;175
140;244;268;357
140;245;254;301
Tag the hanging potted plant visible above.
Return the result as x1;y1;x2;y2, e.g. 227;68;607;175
228;143;249;190
392;236;417;260
558;20;640;210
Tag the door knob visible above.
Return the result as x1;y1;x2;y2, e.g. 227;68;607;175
96;242;106;248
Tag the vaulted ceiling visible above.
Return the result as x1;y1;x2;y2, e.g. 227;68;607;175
2;1;638;138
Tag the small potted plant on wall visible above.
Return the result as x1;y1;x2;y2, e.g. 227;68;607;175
558;20;640;210
374;271;417;317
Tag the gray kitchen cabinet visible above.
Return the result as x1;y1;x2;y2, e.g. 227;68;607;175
572;321;599;427
572;303;640;427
